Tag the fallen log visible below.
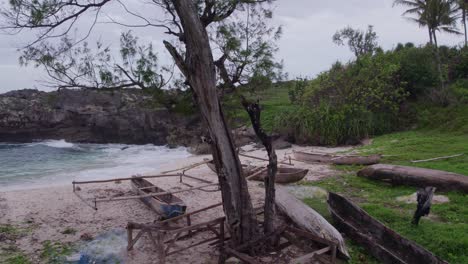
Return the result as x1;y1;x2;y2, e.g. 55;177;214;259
275;186;349;259
358;164;468;193
293;151;381;165
328;192;448;264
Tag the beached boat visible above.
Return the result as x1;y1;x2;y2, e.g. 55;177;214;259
131;177;187;219
249;167;309;184
293;151;381;165
206;160;260;176
328;192;448;264
207;161;308;184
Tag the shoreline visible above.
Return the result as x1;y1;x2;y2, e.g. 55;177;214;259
0;144;349;263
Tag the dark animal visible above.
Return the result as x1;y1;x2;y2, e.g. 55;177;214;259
412;187;436;225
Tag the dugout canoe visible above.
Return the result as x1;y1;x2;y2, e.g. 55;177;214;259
131;177;186;219
249;167;309;184
328;192;448;264
293;151;381;165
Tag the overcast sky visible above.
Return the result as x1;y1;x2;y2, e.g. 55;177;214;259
0;0;464;93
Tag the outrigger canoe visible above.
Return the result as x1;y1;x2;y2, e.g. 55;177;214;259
294;151;381;165
328;192;448;264
207;161;308;184
131;177;186;219
249;167;309;184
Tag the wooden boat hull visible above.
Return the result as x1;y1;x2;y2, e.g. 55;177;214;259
294;151;381;165
206;161;258;176
131;177;186;219
328;192;448;264
249;167;309;184
358;164;468;193
208;161;308;184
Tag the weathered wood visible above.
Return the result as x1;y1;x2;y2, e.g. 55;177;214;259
294;151;381;165
169;0;258;245
328;192;448;264
239;153;293;166
72;174;181;185
224;247;259;264
95;183;219;203
161;160;212;174
248;167;308;184
412;187;435;225
131;177;187;219
290;246;331;264
275;186;349;258
358;164;468;193
411;153;463;163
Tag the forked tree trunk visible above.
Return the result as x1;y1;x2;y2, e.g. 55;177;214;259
168;0;258;246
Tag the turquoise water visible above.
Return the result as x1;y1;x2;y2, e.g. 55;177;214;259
0;140;190;190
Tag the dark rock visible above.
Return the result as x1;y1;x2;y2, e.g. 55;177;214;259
0;88;202;145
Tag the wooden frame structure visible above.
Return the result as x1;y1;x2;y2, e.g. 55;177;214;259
72;173;218;210
222;226;337;264
126;203;225;264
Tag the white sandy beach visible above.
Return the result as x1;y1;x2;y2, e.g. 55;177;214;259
0;144;350;263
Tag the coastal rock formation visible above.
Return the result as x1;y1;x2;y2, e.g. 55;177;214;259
0;88;202;145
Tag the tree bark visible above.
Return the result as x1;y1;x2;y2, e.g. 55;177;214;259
463;8;467;47
428;26;433;45
241;97;277;235
169;0;258;246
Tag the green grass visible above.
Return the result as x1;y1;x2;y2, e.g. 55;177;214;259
223;82;295;131
301;127;468;263
40;240;73;264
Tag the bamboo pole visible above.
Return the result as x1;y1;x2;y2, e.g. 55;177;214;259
72;174;181;185
161;159;212;174
246;167;268;181
95;183;219;203
411;153;463;163
239;153;294;166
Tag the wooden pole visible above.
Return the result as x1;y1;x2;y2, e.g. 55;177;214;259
95;183;219;203
161;159;212;174
411;154;463;163
239;153;293;166
72;174;182;185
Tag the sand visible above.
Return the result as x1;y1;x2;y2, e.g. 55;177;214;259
0;144;349;263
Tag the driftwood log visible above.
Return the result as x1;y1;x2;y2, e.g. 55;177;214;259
275;186;349;258
412;187;436;225
358;164;468;193
293;151;381;165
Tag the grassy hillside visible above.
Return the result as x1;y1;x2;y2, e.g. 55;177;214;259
302;110;468;263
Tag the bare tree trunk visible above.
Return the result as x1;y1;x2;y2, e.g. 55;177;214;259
241;97;277;235
432;30;445;93
428;26;433;45
168;0;258;246
463;9;467;47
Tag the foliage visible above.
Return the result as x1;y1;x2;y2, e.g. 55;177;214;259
332;25;380;57
288;77;308;104
40;240;72;264
274;50;408;145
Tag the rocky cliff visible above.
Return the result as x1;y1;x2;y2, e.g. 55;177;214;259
0;88;203;145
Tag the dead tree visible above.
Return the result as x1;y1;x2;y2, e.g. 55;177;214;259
166;0;259;246
241;97;278;235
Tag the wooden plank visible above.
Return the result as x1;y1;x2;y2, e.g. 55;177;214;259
224;247;258;264
290;246;331;264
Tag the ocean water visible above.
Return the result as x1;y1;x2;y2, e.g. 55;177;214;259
0;140;191;191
